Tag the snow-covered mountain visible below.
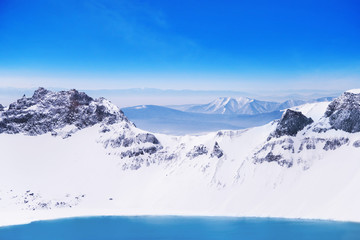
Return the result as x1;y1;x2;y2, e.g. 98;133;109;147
173;96;333;115
0;88;360;226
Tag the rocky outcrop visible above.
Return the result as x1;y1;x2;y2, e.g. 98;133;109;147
353;140;360;148
323;138;349;151
0;88;130;135
255;152;293;168
325;91;360;133
298;137;325;151
270;109;313;139
186;145;208;159
0;104;3;111
253;138;294;168
211;142;223;158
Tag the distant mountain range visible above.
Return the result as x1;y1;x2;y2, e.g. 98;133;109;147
122;97;334;135
122;105;283;135
169;97;334;115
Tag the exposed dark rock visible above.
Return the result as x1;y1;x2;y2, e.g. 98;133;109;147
323;138;349;151
165;153;177;161
270;110;313;139
325;91;360;133
0;87;130;135
0;104;3;111
254;152;293;168
120;146;163;158
211;142;223;158
353;140;360;148
122;157;146;170
186;144;208;159
257;139;288;153
136;133;160;144
298;137;326;152
216;131;224;137
104;133;134;148
103;132;160;149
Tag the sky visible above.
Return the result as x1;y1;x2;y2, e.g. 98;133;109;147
0;0;359;93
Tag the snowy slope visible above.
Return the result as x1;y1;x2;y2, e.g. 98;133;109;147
0;88;359;226
290;101;330;121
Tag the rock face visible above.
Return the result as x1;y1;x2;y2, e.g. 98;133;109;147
0;104;3;111
325;91;360;133
186;145;208;159
0;88;130;135
271;110;313;138
210;142;223;158
0;87;164;170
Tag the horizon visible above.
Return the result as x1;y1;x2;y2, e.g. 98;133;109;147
0;86;343;107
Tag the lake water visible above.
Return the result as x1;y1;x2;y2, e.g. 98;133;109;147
0;216;359;240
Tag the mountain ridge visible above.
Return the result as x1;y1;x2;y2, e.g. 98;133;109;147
0;88;360;226
122;104;283;135
170;96;333;115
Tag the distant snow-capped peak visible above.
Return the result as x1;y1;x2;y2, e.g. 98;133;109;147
204;97;253;113
179;96;334;115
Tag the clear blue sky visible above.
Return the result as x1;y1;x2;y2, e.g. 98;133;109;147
0;0;359;90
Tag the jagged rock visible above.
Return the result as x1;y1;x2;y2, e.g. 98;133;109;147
325;91;360;133
211;142;223;158
270;110;313;139
103;132;160;149
298;137;326;152
136;133;160;144
323;138;349;151
0;88;130;135
0;104;4;111
253;138;295;167
120;146;160;158
255;152;293;168
353;140;360;148
186;145;208;159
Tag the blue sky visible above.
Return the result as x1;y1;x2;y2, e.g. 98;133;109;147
0;0;359;91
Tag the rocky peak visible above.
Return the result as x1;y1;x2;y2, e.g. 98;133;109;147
270;109;313;139
0;88;130;136
211;142;223;158
32;87;51;100
325;91;360;133
0;104;3;111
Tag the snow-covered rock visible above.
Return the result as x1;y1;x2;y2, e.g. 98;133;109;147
1;88;360;226
325;91;360;133
270;109;313;139
210;142;223;158
345;89;360;94
0;87;130;136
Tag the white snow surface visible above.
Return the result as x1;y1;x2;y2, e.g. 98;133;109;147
1;116;360;226
290;101;330;121
1;92;360;227
345;89;360;94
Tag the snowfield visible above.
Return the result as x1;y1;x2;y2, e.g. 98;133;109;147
0;88;360;227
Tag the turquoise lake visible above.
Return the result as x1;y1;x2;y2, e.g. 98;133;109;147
0;216;359;240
